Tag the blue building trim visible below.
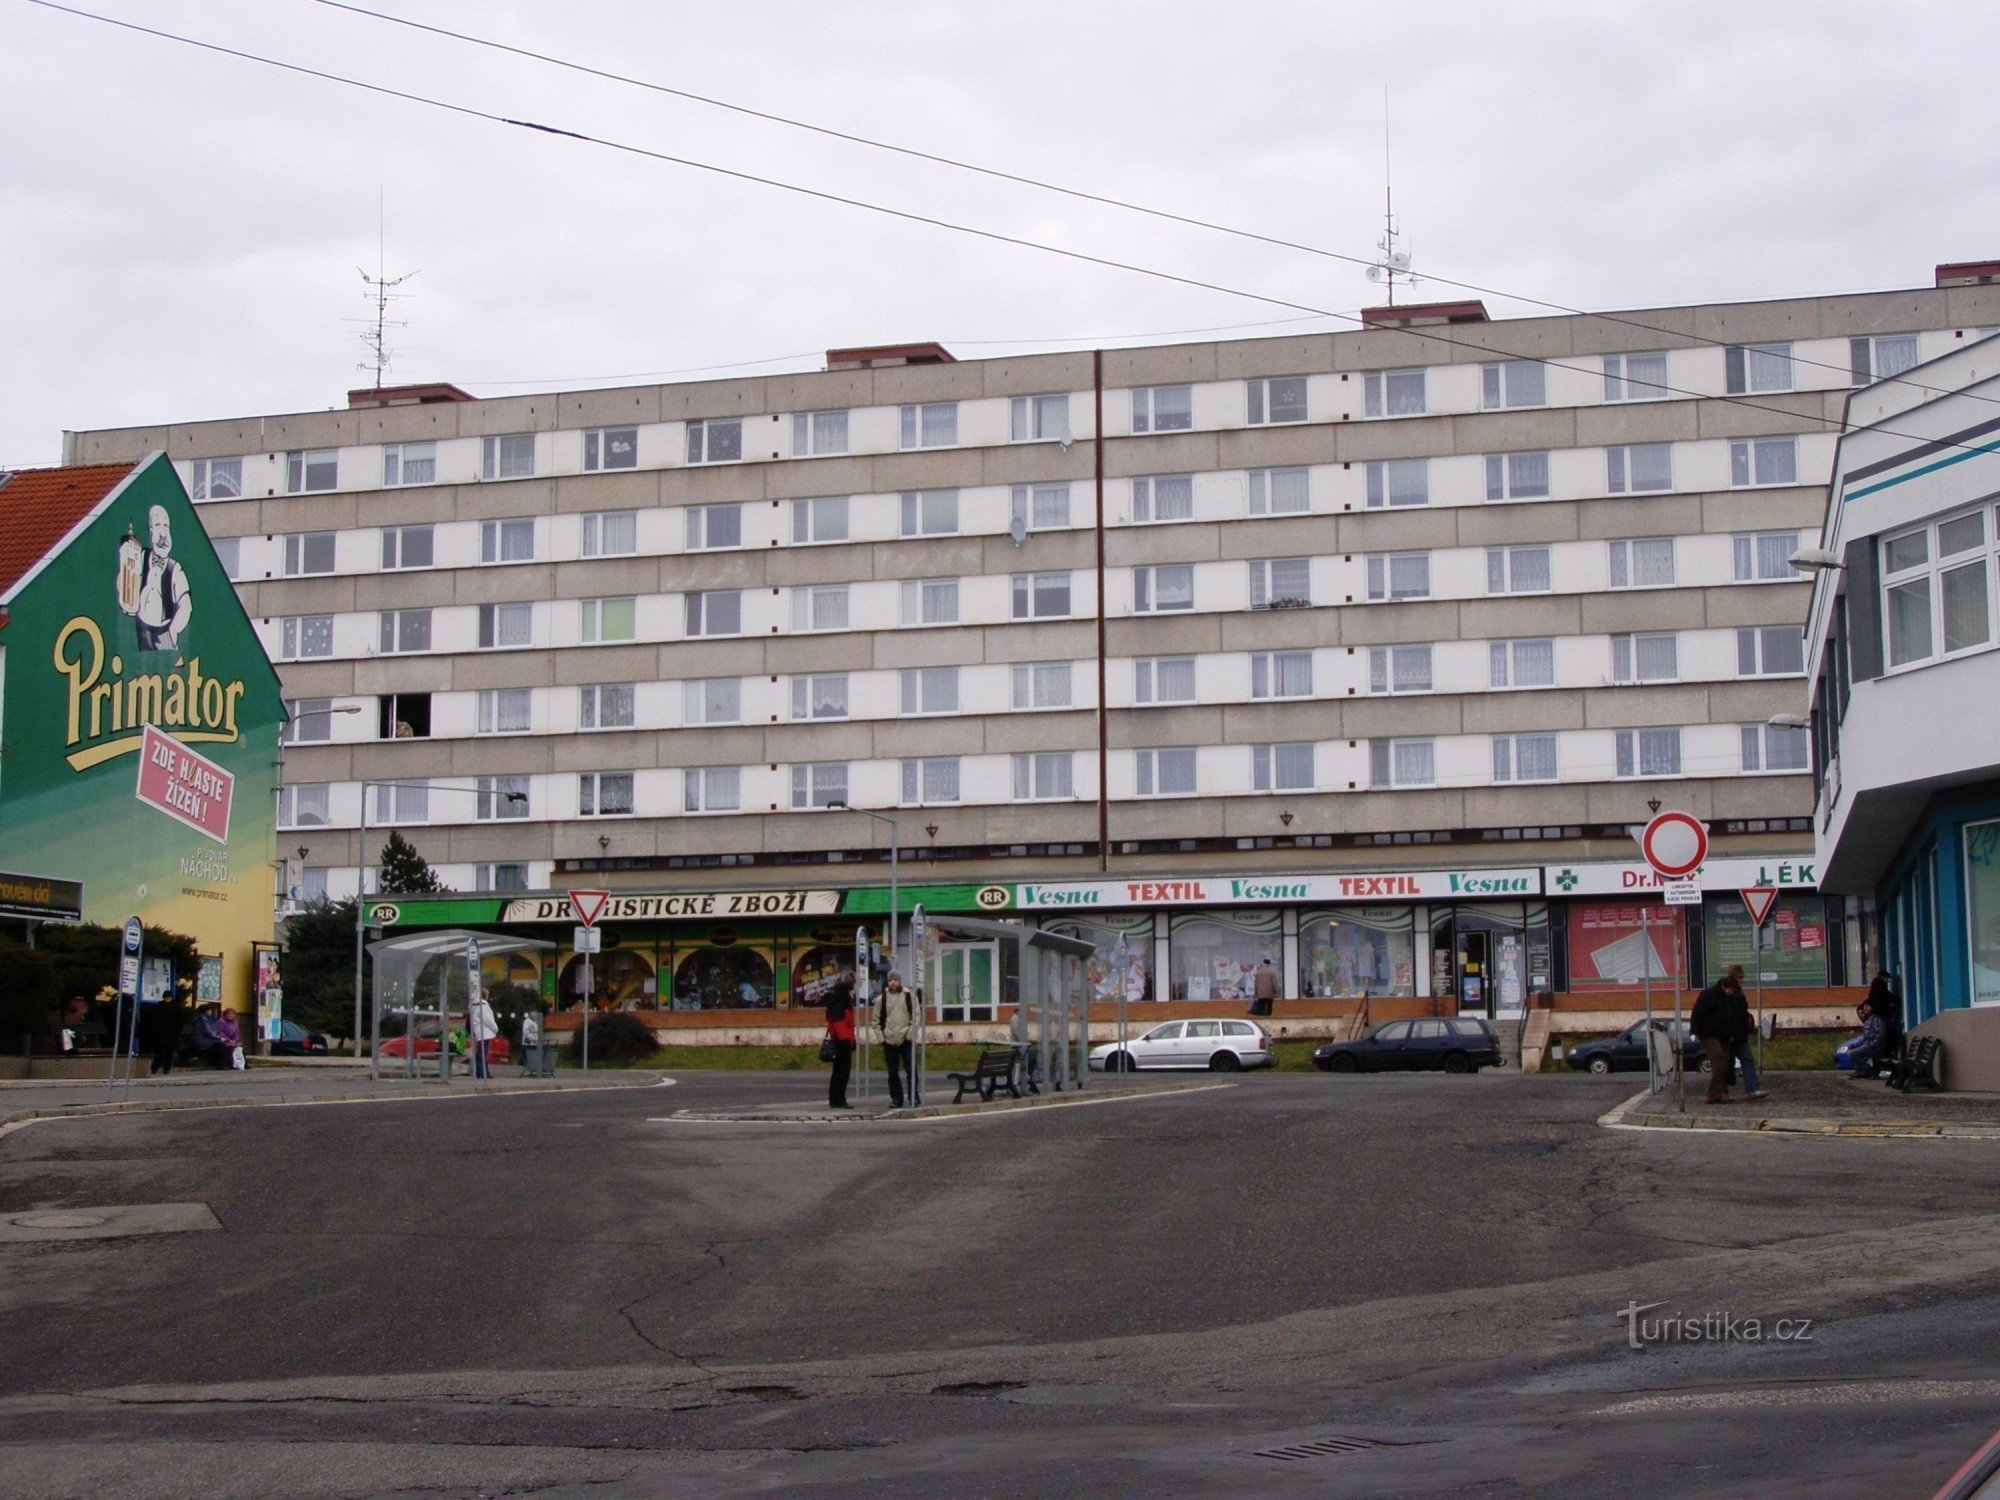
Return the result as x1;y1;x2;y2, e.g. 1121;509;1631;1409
1877;783;2000;1021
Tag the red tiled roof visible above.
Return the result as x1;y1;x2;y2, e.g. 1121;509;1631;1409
0;463;135;599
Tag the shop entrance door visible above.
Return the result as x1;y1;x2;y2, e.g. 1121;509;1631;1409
937;943;997;1022
1455;930;1491;1017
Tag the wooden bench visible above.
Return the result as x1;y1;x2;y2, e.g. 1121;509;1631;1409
1885;1035;1943;1093
947;1048;1021;1104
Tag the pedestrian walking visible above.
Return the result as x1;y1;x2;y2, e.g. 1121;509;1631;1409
876;971;920;1109
823;971;857;1109
1719;964;1766;1101
469;990;499;1079
1250;957;1278;1017
1690;972;1737;1104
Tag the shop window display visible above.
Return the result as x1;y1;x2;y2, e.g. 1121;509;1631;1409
1969;819;2000;1006
672;944;776;1009
1702;894;1830;988
1045;917;1155;1002
558;947;655;1011
1300;908;1414;997
1565;902;1685;993
1169;911;1281;1001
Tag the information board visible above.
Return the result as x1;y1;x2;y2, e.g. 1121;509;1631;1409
1703;895;1828;986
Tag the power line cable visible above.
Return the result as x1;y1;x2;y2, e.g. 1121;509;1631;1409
24;0;2000;461
309;0;2000;413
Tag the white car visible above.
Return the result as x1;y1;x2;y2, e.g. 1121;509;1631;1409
1090;1018;1275;1073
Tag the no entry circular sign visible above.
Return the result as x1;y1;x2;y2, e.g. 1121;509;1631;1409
1639;811;1709;880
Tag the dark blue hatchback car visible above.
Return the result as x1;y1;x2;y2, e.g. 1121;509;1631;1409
1313;1017;1501;1074
1564;1019;1706;1075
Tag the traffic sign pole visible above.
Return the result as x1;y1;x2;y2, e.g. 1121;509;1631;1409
568;891;608;1073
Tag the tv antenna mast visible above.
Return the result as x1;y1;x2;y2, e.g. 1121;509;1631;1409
355;193;417;388
1364;91;1417;304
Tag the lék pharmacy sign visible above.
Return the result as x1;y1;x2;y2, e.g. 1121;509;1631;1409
1543;858;1819;896
499;889;843;924
1008;868;1543;910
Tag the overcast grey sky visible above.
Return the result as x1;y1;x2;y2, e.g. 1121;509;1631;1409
3;1;1996;465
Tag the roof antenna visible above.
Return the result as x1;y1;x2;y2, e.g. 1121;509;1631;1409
1365;88;1417;305
354;189;418;388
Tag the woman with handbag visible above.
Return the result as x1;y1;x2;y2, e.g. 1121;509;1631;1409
822;972;857;1109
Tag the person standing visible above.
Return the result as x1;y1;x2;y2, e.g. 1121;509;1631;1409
876;971;920;1109
147;991;187;1076
469;989;499;1080
824;971;857;1109
1250;957;1279;1017
1720;964;1766;1101
1690;971;1738;1104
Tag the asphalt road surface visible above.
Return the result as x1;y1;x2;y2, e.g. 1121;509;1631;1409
2;1070;1998;1497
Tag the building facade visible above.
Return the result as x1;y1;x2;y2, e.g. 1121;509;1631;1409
62;269;2000;1024
0;456;285;1019
1805;295;2000;1081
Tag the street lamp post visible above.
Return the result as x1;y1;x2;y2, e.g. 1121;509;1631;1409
829;801;899;1103
355;779;526;1078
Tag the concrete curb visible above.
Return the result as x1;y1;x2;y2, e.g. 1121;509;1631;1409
0;1075;676;1134
1598;1087;2000;1140
660;1078;1232;1125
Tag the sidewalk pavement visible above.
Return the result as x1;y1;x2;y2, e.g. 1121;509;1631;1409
1612;1070;2000;1139
662;1076;1224;1125
0;1066;671;1131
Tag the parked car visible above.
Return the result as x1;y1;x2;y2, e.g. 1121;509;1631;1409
1565;1019;1707;1076
1931;1425;2000;1499
1090;1018;1274;1072
1313;1017;1501;1074
378;1021;513;1066
269;1020;329;1057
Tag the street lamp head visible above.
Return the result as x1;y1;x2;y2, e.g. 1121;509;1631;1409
1767;713;1811;730
1788;547;1844;572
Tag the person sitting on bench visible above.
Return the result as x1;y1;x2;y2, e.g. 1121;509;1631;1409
1847;975;1898;1079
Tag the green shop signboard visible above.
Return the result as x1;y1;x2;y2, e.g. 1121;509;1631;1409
1704;895;1830;987
0;455;284;1014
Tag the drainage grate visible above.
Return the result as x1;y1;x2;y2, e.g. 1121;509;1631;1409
1253;1435;1398;1462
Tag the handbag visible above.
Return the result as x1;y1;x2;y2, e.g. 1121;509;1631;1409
818;1031;839;1063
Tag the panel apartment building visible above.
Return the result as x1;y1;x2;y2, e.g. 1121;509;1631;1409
62;264;2000;1021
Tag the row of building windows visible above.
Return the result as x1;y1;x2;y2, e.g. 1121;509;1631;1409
260;534;1808;663
277;621;1808;741
189;336;1934;502
273;721;1812;833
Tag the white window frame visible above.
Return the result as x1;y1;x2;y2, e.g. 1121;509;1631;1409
1248;558;1311;610
685;417;743;464
1488;638;1555;689
477;687;533;734
790;762;849;810
480;517;536;565
1133;564;1195;613
581;511;638;558
684;590;741;638
1010;483;1071;532
683;766;741;814
1371;738;1436;789
1881;503;1998;670
791;409;849;457
1246;376;1307;425
283;697;334;745
1726;343;1794;394
1250;466;1312;515
1011;571;1072;620
1480;360;1546;410
286;449;338;493
578;771;635;818
1492;733;1558;783
899;403;958;449
1131;384;1193;433
581;682;639;730
1608;537;1676;589
1602;351;1669;402
791;495;850;544
1485;451;1550;501
380;523;434;570
476;775;532;821
282;531;336;577
191;457;243;501
382;441;435;487
1851;333;1921;386
789;674;850;721
1366;551;1430;601
899;666;960;716
1135;747;1198;797
1010;394;1071;443
1011;661;1074;710
279;614;334;662
1733;531;1803;582
1365;459;1427;509
1616;727;1684;778
791;583;851;633
678;679;736;726
1611;631;1680;684
1741;722;1811;772
1737;626;1805;678
1606;443;1673;494
686;503;743;551
1487;544;1552;594
899;756;961;807
900;489;960;537
377;608;432;655
480;434;535;480
900;578;961;626
277;783;331;829
583;426;638;472
477;601;533;650
1363;367;1425;418
1012;752;1074;801
1730;437;1800;488
580;596;636;644
1132;474;1194;523
1252;742;1315;793
1368;644;1433;695
1250;650;1313;700
1133;656;1196;706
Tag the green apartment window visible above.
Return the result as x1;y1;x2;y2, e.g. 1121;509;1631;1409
581;597;636;644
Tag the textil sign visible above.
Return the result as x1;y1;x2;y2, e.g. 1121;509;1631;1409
1009;869;1543;910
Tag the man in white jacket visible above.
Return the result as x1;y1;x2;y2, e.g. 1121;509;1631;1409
469;990;501;1080
875;972;921;1108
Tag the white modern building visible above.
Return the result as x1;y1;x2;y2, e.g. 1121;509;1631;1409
61;264;2000;1023
1804;269;2000;1082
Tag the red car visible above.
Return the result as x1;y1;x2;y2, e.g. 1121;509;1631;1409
378;1021;512;1065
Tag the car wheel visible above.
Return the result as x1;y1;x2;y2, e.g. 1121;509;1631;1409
1442;1051;1472;1074
1209;1051;1242;1072
1312;1056;1332;1072
1104;1051;1132;1073
1694;1055;1712;1075
1586;1055;1612;1075
1328;1053;1358;1074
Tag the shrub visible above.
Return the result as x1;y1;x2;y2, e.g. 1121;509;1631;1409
568;1010;658;1062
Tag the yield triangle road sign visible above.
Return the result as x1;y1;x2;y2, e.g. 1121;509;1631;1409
568;889;611;928
1740;886;1779;927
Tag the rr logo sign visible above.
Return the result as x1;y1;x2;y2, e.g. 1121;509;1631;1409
975;885;1010;910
